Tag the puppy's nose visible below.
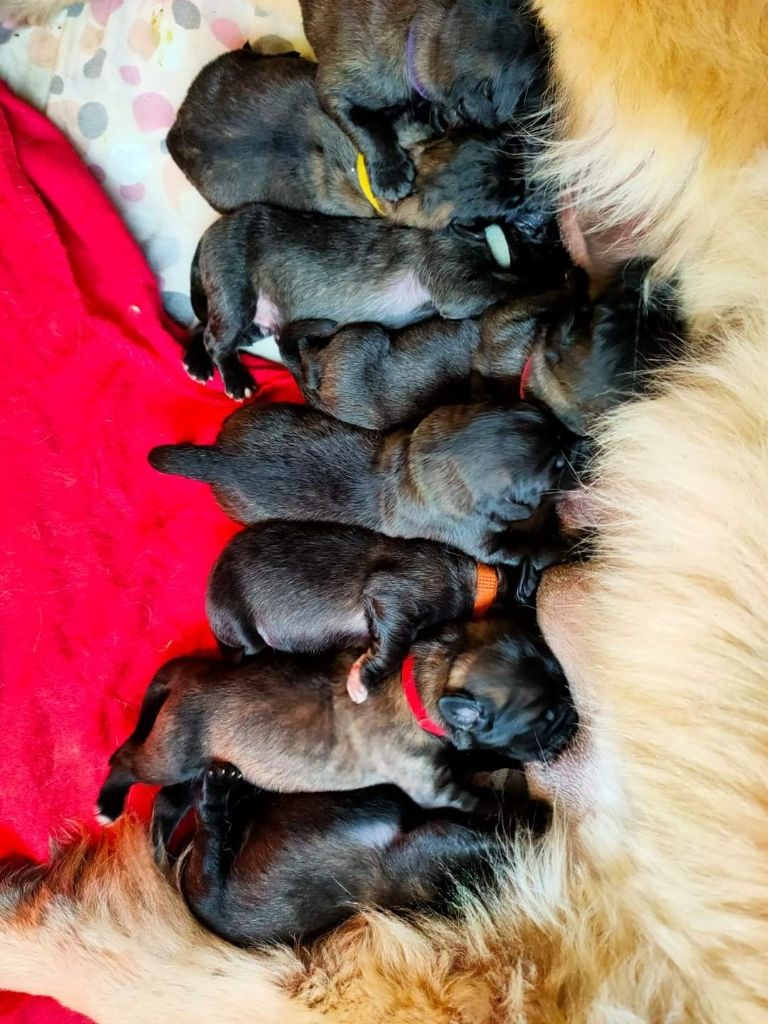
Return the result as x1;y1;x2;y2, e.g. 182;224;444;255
537;701;579;761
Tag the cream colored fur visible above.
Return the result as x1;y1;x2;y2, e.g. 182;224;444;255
1;1;766;1021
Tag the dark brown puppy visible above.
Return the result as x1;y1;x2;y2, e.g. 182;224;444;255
153;773;506;948
521;261;686;434
298;0;545;199
207;521;535;700
167;48;557;238
185;203;553;399
278;288;570;428
148;401;576;567
96;618;578;822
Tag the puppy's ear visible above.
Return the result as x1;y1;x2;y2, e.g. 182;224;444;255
278;319;339;371
438;693;488;732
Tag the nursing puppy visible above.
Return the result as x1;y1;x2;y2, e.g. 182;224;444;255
96;617;578;822
153;774;504;947
207;521;534;699
168;48;551;235
149;401;575;567
185;203;551;399
299;0;545;199
278;288;569;428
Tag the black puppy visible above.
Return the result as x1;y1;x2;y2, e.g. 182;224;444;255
207;521;534;700
149;401;575;567
299;0;546;199
278;288;569;428
168;48;557;241
97;617;578;822
153;772;505;947
186;203;551;399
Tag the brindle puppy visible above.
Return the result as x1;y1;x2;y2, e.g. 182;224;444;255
152;773;507;947
185;203;555;399
148;401;576;567
96;617;578;822
298;0;546;199
168;48;556;236
207;521;537;700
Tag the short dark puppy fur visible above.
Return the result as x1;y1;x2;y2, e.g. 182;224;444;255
148;401;575;567
299;0;546;200
97;617;578;822
207;521;537;698
278;288;568;428
186;203;562;399
153;773;505;947
168;48;556;238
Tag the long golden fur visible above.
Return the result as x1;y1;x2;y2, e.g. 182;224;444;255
1;1;766;1021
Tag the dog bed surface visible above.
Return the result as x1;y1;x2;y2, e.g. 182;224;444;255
0;79;300;1023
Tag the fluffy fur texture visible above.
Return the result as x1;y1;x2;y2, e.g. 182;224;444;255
1;1;767;1021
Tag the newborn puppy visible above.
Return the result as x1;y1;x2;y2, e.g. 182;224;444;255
168;48;555;238
154;772;503;947
148;401;576;567
186;203;546;399
521;261;686;434
207;521;535;699
299;0;545;199
278;289;568;428
97;617;578;822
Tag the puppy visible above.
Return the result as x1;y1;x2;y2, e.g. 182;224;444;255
520;262;686;434
207;521;536;699
168;48;557;238
186;203;560;399
148;401;576;567
278;289;569;428
153;772;507;948
298;0;545;199
96;617;578;822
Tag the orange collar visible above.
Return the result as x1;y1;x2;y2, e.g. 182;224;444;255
401;654;448;738
473;562;499;619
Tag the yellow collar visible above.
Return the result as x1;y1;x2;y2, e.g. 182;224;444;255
355;153;385;216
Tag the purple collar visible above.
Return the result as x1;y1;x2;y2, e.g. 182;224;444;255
406;23;432;101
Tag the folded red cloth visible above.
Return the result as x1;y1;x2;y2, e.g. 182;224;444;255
0;80;301;1022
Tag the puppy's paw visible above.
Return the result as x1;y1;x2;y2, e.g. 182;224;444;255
346;656;370;704
371;153;416;201
220;361;257;402
205;762;243;784
183;344;215;384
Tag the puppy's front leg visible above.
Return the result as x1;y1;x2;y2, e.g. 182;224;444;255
347;576;423;703
322;90;415;202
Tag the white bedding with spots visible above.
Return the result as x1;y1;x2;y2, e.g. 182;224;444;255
0;0;309;344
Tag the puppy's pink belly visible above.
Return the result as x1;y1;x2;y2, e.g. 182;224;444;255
253;293;283;335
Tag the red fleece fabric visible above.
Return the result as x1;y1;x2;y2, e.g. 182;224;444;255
0;81;301;1023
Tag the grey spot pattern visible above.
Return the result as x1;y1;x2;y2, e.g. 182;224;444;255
66;2;84;14
83;48;106;79
162;290;194;326
252;34;294;55
50;75;64;95
252;5;270;13
159;138;169;154
147;235;182;271
0;26;14;44
172;0;201;30
77;101;108;140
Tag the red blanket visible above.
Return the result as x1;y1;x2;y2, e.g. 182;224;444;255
0;81;301;1022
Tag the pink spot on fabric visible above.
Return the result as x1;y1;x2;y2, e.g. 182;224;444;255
132;93;175;133
91;0;123;26
119;65;141;86
210;18;245;49
119;183;146;202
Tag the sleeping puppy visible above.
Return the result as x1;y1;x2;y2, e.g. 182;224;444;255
153;773;505;948
168;48;553;237
278;288;570;428
207;521;536;700
148;401;577;567
298;0;546;199
185;203;556;399
519;262;686;434
96;616;578;822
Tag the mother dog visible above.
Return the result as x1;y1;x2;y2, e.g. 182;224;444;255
0;2;766;1023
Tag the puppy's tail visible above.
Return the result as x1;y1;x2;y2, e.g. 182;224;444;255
148;443;232;483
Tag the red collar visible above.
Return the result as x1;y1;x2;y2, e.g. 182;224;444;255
401;654;447;738
519;353;534;400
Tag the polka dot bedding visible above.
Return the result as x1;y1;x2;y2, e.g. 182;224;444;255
0;0;309;330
